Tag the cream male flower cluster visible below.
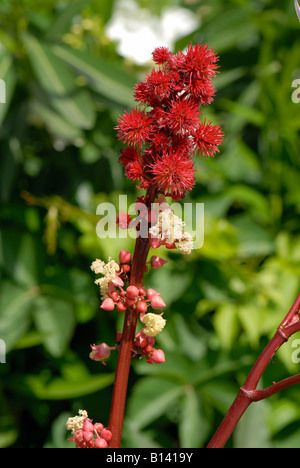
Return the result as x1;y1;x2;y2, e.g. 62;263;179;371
149;208;194;254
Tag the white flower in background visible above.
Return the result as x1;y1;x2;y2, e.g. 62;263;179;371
295;0;300;22
105;0;199;65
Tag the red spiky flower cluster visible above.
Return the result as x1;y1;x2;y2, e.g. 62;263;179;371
116;44;224;200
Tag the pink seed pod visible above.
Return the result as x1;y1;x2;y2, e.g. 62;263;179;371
100;298;115;311
151;349;166;364
126;285;139;299
150;255;168;269
150;295;166;309
94;437;108;448
119;250;132;264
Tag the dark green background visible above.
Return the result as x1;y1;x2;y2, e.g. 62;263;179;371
0;0;300;448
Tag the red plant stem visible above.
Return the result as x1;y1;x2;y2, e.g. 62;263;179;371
108;188;156;448
207;292;300;449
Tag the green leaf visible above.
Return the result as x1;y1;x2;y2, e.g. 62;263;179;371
0;51;16;124
231;214;275;257
14;372;114;400
0;282;33;351
233;400;272;448
22;33;96;130
127;377;184;430
213;303;239;350
179;387;207;448
0;230;41;287
52;44;136;107
31;99;84;143
33;296;75;357
46;0;97;39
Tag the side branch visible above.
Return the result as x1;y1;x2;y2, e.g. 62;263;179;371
207;292;300;448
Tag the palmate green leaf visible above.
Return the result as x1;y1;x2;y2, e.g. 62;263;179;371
45;0;97;39
178;387;208;448
0;230;40;287
0;282;33;351
13;372;114;400
233;399;272;448
33;296;75;357
22;33;96;130
213;303;239;350
52;44;136;107
31;99;84;143
126;377;184;430
231;214;275;257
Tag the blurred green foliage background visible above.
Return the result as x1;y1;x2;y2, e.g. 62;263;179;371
0;0;300;448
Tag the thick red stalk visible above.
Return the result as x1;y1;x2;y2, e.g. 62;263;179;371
207;292;300;448
108;188;156;448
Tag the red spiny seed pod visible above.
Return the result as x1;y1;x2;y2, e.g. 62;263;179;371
116;44;223;201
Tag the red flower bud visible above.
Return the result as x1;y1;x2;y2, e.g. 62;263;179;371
126;285;139;299
149;237;162;249
94;423;104;434
136;301;148;314
94;437;108;448
119;250;132;264
83;419;94;432
151;295;166;309
117;302;127;312
100;298;115;311
150;255;168;269
165;242;177;249
151;349;166;364
83;431;94;443
146;288;161;299
90;343;113;363
111;276;124;288
109;290;120;302
101;429;112;442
